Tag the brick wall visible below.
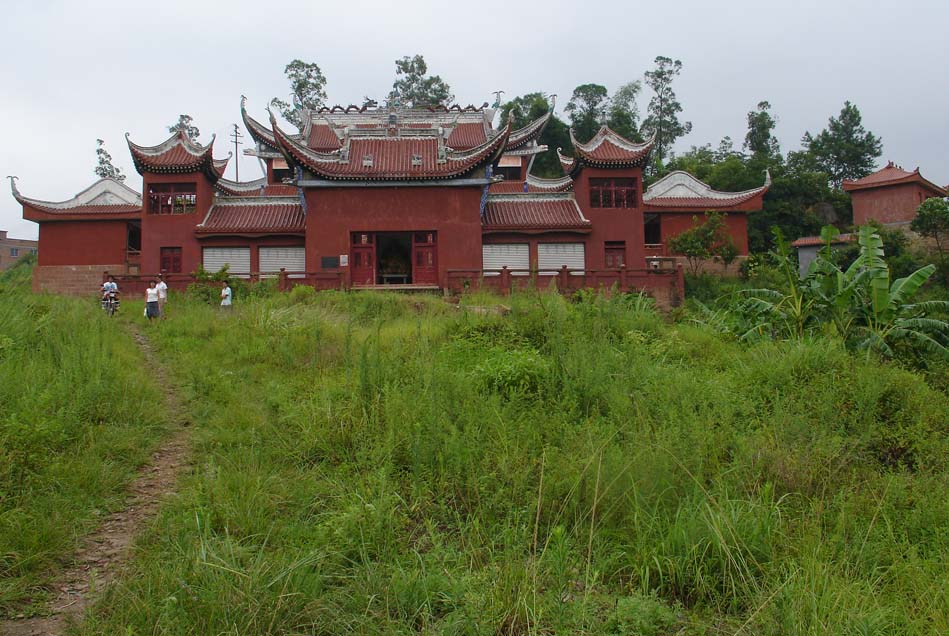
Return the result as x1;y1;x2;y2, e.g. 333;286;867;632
32;264;125;296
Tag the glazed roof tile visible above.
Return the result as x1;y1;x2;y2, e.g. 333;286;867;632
643;170;770;210
307;123;342;151
483;193;590;230
196;197;304;235
842;161;947;195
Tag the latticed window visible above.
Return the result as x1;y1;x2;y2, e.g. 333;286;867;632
589;178;637;209
148;183;197;214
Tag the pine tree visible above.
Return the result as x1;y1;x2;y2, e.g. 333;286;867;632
270;59;328;130
802;101;882;188
94;139;125;182
641;56;692;163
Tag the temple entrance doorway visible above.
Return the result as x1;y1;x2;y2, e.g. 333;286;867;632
350;231;438;286
376;232;413;284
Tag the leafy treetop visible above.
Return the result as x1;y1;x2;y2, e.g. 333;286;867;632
744;101;780;158
94;139;125;183
270;60;328;131
641;56;692;165
168;115;200;141
801;101;882;188
388;55;453;108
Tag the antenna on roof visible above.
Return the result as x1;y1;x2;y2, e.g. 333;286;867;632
230;125;244;181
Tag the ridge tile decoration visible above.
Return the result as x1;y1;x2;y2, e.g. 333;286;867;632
214;177;299;197
483;193;591;231
126;130;230;182
559;126;655;176
269;111;512;181
643;170;771;209
196;196;305;235
11;176;142;220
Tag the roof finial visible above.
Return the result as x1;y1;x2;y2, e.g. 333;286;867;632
549;94;557;111
240;95;248;113
763;168;772;187
7;175;19;195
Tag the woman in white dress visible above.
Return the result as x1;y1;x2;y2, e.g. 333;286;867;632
144;280;160;321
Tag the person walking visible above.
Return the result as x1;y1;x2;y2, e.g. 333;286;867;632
144;280;161;321
156;274;168;318
220;280;232;309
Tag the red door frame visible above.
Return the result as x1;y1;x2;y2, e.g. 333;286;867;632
412;231;437;285
351;232;375;285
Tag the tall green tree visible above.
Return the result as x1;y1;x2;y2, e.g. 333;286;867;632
388;55;453;108
641;56;692;163
565;83;609;143
802;101;882;188
498;93;572;178
94;139;125;183
168;115;200;141
606;81;643;142
270;60;328;131
744;100;780;157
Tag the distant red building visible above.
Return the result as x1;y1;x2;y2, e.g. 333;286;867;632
843;161;947;227
12;97;770;302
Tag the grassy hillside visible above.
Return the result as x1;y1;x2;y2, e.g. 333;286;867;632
73;288;949;635
0;259;167;615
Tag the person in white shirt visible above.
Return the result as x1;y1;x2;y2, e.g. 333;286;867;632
144;280;160;321
220;281;232;308
101;275;118;299
156;274;168;318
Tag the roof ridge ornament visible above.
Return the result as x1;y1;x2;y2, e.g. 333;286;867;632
7;175;19;195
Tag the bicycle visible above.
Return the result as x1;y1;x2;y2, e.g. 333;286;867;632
101;291;120;316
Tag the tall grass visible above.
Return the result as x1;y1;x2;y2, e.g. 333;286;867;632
61;288;949;634
0;260;166;616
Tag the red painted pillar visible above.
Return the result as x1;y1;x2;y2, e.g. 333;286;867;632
501;266;511;295
558;265;569;292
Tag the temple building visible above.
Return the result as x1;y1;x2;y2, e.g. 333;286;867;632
11;96;771;302
843;161;947;227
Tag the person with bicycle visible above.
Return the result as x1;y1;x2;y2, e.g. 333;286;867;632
101;276;120;315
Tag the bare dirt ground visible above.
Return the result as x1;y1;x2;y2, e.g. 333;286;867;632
1;329;191;636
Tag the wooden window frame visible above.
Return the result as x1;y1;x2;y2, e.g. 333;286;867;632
148;183;198;215
589;178;638;209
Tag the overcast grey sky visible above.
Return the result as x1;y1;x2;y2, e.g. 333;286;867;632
2;0;947;240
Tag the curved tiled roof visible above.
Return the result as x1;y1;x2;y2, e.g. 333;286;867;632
506;108;553;151
644;170;771;210
126;130;229;181
196;196;304;235
483;193;590;231
11;176;142;219
241;96;281;151
271;112;512;181
214;177;300;197
842;161;947;195
307;121;342;151
489;174;574;194
446;122;488;150
563;126;655;171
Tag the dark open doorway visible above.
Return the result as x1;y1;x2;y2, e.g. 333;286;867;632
376;232;412;284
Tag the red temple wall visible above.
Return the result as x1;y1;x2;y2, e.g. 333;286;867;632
851;184;934;226
658;212;750;255
140;172;215;275
572;166;647;268
36;221;128;266
304;186;483;287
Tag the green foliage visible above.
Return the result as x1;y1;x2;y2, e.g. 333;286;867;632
744;100;780;158
94;139;125;182
642;56;692;163
667;212;737;275
704;225;949;361
911;197;949;257
167;114;199;141
565;83;609;143
70;289;949;635
270;59;328;130
801;101;883;188
388;54;453;108
0;271;165;615
499;92;571;178
606;81;643;142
